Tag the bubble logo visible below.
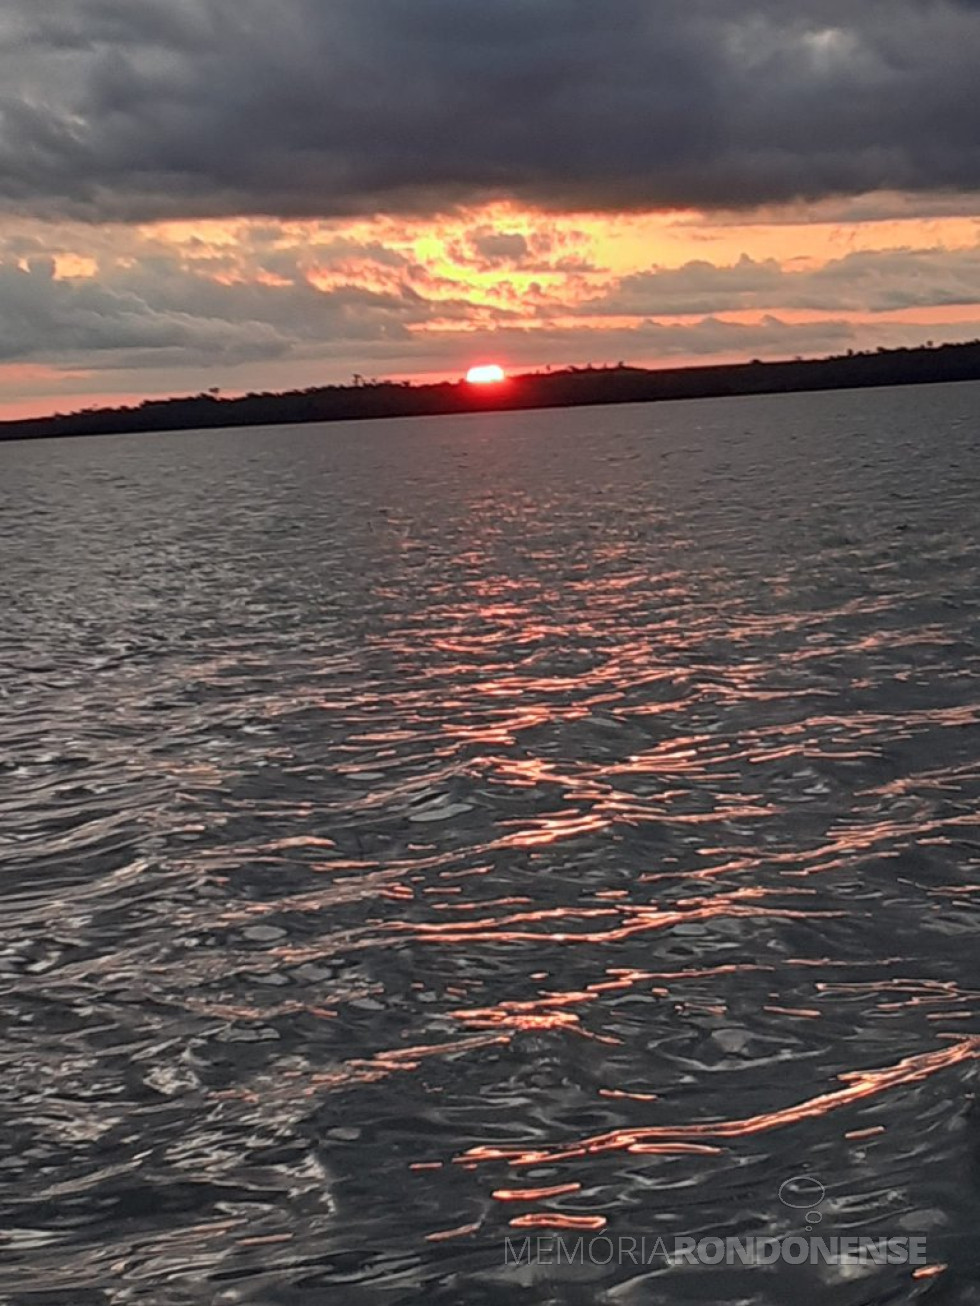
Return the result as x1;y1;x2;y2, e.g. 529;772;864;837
779;1175;826;1229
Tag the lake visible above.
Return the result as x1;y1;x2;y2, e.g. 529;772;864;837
1;383;979;1304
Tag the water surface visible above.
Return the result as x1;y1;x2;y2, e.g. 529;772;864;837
1;384;979;1304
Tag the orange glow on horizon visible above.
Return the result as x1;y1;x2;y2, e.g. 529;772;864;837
4;196;980;416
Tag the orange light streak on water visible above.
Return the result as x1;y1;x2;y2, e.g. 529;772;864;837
456;1039;980;1167
509;1214;608;1231
492;1184;582;1202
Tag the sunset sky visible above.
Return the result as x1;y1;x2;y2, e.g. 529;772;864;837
3;1;980;418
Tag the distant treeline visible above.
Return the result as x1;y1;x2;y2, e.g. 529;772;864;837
4;340;980;442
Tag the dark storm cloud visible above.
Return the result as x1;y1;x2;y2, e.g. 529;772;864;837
2;0;980;222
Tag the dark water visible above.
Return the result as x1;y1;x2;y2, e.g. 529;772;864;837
1;383;979;1305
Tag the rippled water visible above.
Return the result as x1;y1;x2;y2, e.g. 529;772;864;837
2;383;979;1305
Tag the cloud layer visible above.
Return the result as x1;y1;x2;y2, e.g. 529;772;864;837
3;0;980;221
2;220;978;391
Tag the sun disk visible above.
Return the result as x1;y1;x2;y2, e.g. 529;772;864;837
466;364;506;384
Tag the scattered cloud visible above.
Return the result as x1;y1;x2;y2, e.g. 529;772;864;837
0;244;422;370
588;247;980;318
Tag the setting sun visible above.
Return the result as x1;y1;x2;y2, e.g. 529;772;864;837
465;364;506;384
